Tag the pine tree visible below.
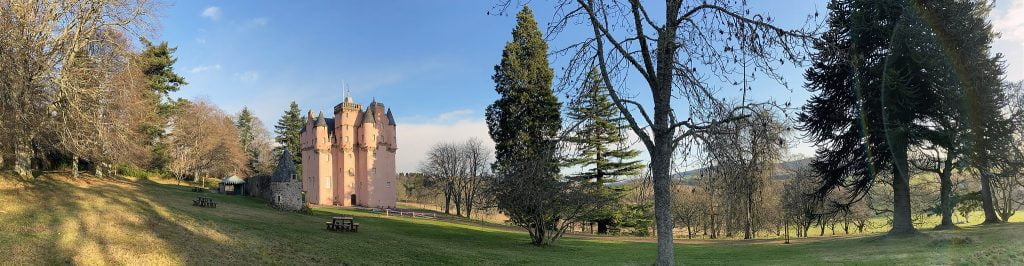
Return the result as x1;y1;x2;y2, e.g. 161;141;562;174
133;38;187;171
236;107;260;175
565;68;643;234
274;101;304;167
485;6;565;246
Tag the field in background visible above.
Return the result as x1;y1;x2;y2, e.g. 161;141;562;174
1;173;1023;265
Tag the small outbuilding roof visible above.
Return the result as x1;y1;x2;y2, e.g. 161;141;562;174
221;175;246;185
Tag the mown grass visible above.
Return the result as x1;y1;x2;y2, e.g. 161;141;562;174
0;173;1022;265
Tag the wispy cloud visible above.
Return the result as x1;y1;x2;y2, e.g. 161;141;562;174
237;71;260;82
194;37;207;44
435;109;474;122
249;17;269;27
201;6;221;21
189;64;221;74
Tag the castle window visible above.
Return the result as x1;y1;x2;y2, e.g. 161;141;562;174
276;195;281;203
326;177;332;188
291;173;296;180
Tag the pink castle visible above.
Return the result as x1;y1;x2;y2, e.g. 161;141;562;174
300;96;397;209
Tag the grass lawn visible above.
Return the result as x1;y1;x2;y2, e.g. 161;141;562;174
1;173;1022;265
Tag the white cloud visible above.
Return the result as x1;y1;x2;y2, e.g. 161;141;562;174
435;109;474;122
189;64;221;74
237;71;260;82
992;0;1024;81
994;1;1024;40
194;37;207;44
395;112;494;173
201;6;221;21
249;17;269;27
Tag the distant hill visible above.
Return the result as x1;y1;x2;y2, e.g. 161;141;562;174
610;157;814;187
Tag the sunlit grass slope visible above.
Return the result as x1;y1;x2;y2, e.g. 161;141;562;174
0;173;1021;265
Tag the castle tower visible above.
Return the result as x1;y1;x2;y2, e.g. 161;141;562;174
358;105;378;206
312;112;333;204
333;96;361;206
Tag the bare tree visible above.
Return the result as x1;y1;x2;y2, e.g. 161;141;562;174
490;0;814;262
460;138;492;218
420;139;495;218
0;0;157;177
420;141;463;215
700;105;787;239
166;100;246;185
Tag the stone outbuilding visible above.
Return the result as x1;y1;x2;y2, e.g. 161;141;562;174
269;150;303;211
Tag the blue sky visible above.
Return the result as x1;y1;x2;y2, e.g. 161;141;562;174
156;1;1024;172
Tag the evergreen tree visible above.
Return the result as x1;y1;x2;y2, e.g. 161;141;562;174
236;107;260;175
486;6;562;173
274;101;304;167
910;0;1014;224
799;0;938;235
565;68;643;234
486;6;566;245
133;38;187;171
801;0;1012;233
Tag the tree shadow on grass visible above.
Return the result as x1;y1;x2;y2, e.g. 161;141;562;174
0;174;252;264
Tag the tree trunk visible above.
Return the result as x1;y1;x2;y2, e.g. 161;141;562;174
890;161;917;235
13;138;32;178
979;169;1001;224
72;155;79;178
650;143;674;265
744;194;753;239
443;184;452;215
935;162;955;230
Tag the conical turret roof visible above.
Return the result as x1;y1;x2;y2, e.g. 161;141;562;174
386;108;396;126
315;111;327;127
362;106;376;124
271;149;297;182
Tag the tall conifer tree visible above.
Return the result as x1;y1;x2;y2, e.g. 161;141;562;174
274;101;304;167
565;68;643;234
486;6;565;245
236;107;260;175
134;38;187;171
486;6;562;173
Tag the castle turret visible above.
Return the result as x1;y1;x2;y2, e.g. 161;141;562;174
312;111;333;204
386;108;397;151
360;105;377;148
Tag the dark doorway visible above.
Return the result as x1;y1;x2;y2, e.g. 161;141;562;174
350;194;357;206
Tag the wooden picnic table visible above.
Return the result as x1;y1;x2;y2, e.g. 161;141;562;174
326;216;359;232
192;196;217;208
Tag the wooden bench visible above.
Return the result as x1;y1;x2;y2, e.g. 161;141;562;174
326;217;358;232
191;187;205;192
192;197;217;208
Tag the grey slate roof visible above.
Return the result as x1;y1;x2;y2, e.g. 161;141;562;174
386;108;396;126
362;105;376;124
315;112;327;127
271;149;298;182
